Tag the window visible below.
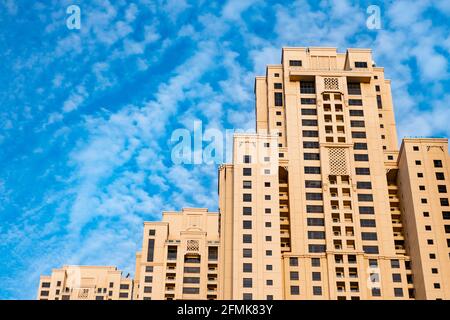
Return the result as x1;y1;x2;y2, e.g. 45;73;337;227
243;180;252;189
351;120;365;127
145;266;153;273
376;95;382;108
300;81;315;93
357;182;372;189
290;286;300;295
274;92;283;106
307;218;325;226
434;283;441;289
243;220;252;229
184;267;200;273
419;185;426;191
243;293;252;300
183;288;200;294
438;185;447;193
208;247;218;261
290;257;299;266
313;286;322;296
243;207;252;215
290;60;302;66
243;249;252;258
356;168;370;175
352;131;366;138
391;260;400;268
304;141;319;149
143;286;152;293
266;280;273;286
183;277;200;284
305;180;322;188
375;85;380;92
349;109;364;116
413;146;419;151
290;271;299;280
301;108;317;115
265;236;272;242
305;167;321;174
40;291;49;297
363;246;379;254
264;195;271;200
274;83;282;89
421;198;428;204
434;160;443;168
243;234;252;243
306;193;323;201
243;194;252;202
265;208;271;214
425;225;432;231
354;154;369;162
436;172;445;180
42;282;51;288
312;272;321;281
266;250;272;256
359;206;375;214
394;288;403;297
355;61;368;68
304;153;320;160
358;194;374;202
415;160;422;165
349;99;363;106
302;119;318;127
372;288;381;296
243;155;251;163
119;293;128;298
147;239;155;262
309;245;326;253
301;98;317;105
347;83;361;95
354;143;368;150
167;246;177;260
430;253;436;259
361;232;378;241
144;276;153;283
149;229;156;236
418;173;423;178
243;168;252;176
311;258;321;267
303;130;319;137
360;219;376;227
443;212;450;220
243;263;252;273
243;278;253;288
440;198;449;206
308;231;326;239
445;225;450;233
266;265;273;271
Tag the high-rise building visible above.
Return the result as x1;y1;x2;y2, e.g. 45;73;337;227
37;47;450;300
219;47;450;300
133;208;220;300
37;266;132;300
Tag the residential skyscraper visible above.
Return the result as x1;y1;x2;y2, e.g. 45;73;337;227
218;47;450;300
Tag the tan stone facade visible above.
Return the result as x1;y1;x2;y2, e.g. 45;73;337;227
133;208;220;300
37;266;132;300
219;47;449;300
38;47;450;300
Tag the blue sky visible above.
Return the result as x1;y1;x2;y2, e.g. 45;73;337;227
1;0;450;300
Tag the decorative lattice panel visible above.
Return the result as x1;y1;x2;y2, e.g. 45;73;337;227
328;148;348;175
186;240;199;252
78;289;89;299
324;77;339;90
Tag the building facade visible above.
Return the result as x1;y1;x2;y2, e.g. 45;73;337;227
38;47;450;300
219;47;450;300
133;208;220;300
37;266;132;300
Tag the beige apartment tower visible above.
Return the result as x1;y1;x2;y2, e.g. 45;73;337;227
219;47;450;300
38;47;450;300
37;266;133;300
133;208;220;300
